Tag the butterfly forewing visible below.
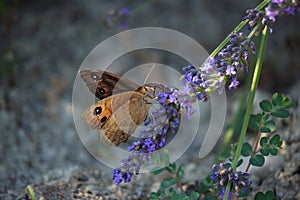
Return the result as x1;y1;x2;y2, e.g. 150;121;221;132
79;69;139;100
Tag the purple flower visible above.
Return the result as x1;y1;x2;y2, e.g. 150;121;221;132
183;64;196;72
266;7;279;21
228;77;240;90
181;32;254;94
112;20;258;187
219;187;233;199
112;97;181;185
112;169;133;185
185;70;202;86
210;163;252;198
265;0;299;22
112;169;123;185
226;65;237;76
128;141;141;151
157;92;169;104
120;21;129;29
181;101;195;119
169;93;177;103
112;0;300;187
143;138;156;153
202;57;218;73
243;9;269;34
104;7;131;28
119;8;130;16
243;1;299;35
272;0;284;5
285;6;296;15
158;138;165;147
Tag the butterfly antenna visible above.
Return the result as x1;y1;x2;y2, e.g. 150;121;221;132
143;64;157;84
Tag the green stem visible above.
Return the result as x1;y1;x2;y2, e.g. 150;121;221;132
218;85;248;158
26;185;37;200
218;43;256;159
223;26;268;200
210;0;270;58
247;23;260;39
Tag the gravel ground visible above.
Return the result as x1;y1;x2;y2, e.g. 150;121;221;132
1;1;300;199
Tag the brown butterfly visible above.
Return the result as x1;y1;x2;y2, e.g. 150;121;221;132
79;69;168;146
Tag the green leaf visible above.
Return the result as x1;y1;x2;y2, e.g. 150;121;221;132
226;162;232;168
151;167;166;175
237;158;243;167
169;187;176;196
161;178;176;188
160;150;170;164
150;192;158;199
204;174;213;183
204;193;215;200
265;191;276;200
260;100;273;112
260;148;270;156
220;149;231;159
151;151;160;163
250;154;265;166
270;148;278;156
269;134;281;146
196;181;210;193
263;120;276;132
188;191;200;200
157;188;165;197
263;113;271;121
249;114;262;130
281;97;295;109
241;142;252;156
255;192;265;200
239;188;250;197
260;126;271;133
170;194;188;200
255;191;276;200
277;140;283;147
271;109;289;118
260;137;268;146
272;93;283;107
177;164;185;180
165;163;177;173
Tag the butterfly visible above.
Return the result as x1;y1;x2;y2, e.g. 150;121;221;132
79;69;168;146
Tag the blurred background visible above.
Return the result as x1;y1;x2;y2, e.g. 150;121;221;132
1;0;300;199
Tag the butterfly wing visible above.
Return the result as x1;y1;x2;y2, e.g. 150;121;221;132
80;69;170;146
82;91;150;146
79;69;139;100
